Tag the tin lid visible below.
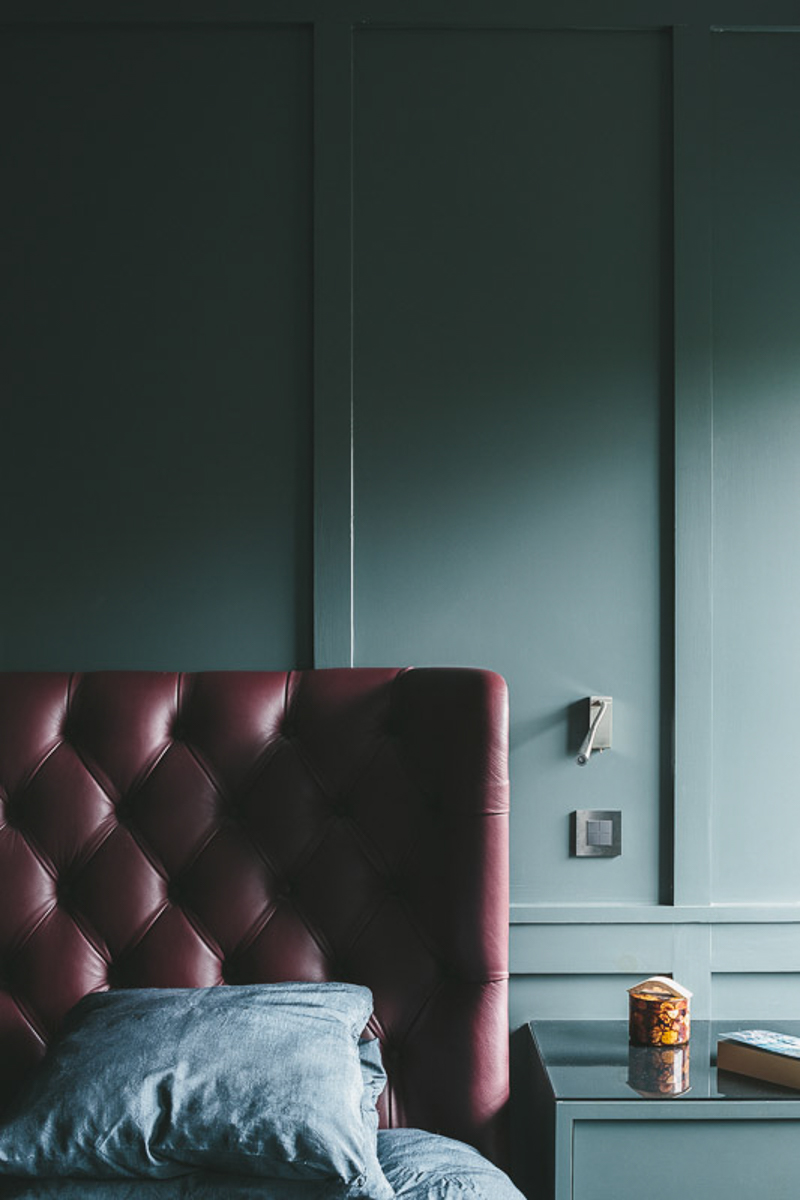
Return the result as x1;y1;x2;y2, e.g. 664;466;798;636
628;975;693;1000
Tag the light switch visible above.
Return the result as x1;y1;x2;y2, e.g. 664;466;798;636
587;819;613;847
572;809;622;857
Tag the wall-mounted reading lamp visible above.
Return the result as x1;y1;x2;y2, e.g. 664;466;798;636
576;696;612;765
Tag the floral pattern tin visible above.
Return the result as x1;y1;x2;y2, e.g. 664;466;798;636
628;976;692;1046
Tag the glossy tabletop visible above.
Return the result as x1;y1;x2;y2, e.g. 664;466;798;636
529;1019;800;1103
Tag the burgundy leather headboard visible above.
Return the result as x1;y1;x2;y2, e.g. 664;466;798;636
0;668;509;1162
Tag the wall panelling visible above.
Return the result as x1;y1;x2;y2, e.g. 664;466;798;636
3;3;800;1023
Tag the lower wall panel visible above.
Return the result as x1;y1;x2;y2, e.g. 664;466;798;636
509;973;642;1026
509;917;800;1026
712;922;800;971
711;973;800;1019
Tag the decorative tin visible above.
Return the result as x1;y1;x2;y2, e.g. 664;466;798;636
628;1043;691;1097
628;976;691;1046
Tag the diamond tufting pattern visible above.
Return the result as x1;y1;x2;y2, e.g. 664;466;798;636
0;668;510;1163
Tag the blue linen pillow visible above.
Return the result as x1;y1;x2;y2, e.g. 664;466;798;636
0;983;392;1198
377;1130;526;1200
358;1037;386;1141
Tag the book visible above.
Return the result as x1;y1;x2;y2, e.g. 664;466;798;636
717;1029;800;1089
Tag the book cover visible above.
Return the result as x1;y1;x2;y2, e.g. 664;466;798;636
717;1029;800;1090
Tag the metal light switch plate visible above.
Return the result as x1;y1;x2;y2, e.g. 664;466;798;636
572;809;622;857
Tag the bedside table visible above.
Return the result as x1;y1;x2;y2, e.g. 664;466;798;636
520;1019;800;1200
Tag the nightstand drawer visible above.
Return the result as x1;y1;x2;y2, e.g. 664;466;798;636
574;1118;800;1200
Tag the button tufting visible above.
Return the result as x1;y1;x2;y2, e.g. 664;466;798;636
106;963;123;988
115;797;134;826
224;801;242;826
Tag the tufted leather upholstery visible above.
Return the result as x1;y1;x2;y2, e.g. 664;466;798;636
0;668;510;1163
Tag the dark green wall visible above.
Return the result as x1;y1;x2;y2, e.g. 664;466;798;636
353;28;670;911
711;32;800;907
3;3;800;1019
1;24;313;669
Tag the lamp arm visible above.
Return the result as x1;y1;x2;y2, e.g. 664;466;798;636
576;698;609;766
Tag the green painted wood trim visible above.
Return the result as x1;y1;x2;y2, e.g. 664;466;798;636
5;3;800;29
510;924;676;972
672;23;715;907
712;23;800;32
510;903;800;923
674;921;712;1013
510;920;711;1012
313;21;355;667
